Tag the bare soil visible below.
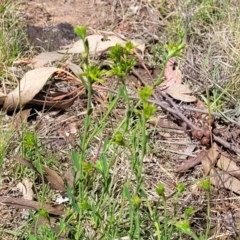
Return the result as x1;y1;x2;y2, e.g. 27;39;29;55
17;0;160;51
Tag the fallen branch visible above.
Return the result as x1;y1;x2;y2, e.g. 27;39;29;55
176;150;207;172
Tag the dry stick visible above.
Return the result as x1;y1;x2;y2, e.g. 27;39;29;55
157;90;202;132
176;150;207;172
132;74;234;125
212;135;240;155
159;92;240;155
132;69;236;120
133;49;154;81
159;90;240;154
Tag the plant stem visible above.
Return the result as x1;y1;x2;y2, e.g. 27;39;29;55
205;190;211;239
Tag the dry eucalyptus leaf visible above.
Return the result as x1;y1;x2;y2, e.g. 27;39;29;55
66;61;83;76
0;92;6;105
217;155;240;179
161;58;182;88
201;142;220;174
196;99;207;110
3;67;58;111
13;108;31;130
58;35;103;54
201;143;240;194
209;168;240;194
64;168;75;187
16;179;34;200
37;216;68;238
15;156;39;172
32;52;63;68
30;93;80;110
166;83;196;102
42;166;66;192
176;150;206;172
58;34;145;54
0;196;64;215
66;61;88;82
15;156;66;192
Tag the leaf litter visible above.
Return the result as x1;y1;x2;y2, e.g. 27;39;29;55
15;157;66;192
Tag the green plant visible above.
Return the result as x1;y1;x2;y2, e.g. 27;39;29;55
151;182;205;240
16;23;217;239
152;32;185;87
0;0;27;65
200;179;211;239
60;26;205;240
0;113;13;168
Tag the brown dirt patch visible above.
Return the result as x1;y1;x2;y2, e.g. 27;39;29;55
17;0;109;27
16;0;160;51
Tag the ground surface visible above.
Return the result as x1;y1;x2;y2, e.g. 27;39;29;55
17;0;160;50
1;0;240;239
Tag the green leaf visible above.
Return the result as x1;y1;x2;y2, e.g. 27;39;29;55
132;195;141;208
177;183;185;195
200;180;211;191
185;206;194;218
139;86;153;102
71;151;80;171
74;26;87;39
156;184;165;196
175;220;191;234
143;103;156;120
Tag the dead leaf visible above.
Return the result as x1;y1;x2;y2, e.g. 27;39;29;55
58;34;144;54
3;67;58;111
42;166;66;192
217;155;240;179
196;99;207;110
201;143;220;174
158;132;171;138
64;168;74;187
16;156;66;192
166;83;197;103
64;168;80;188
30;92;80;110
16;179;34;200
161;58;182;88
0;196;64;215
66;61;84;76
37;215;69;239
15;156;39;172
45;86;83;101
208;168;240;194
0;92;6;105
156;118;182;130
179;145;196;160
31;52;63;68
58;35;103;54
201;143;240;194
13;108;31;130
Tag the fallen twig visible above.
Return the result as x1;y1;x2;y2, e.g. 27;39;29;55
176;150;207;172
212;135;240;155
